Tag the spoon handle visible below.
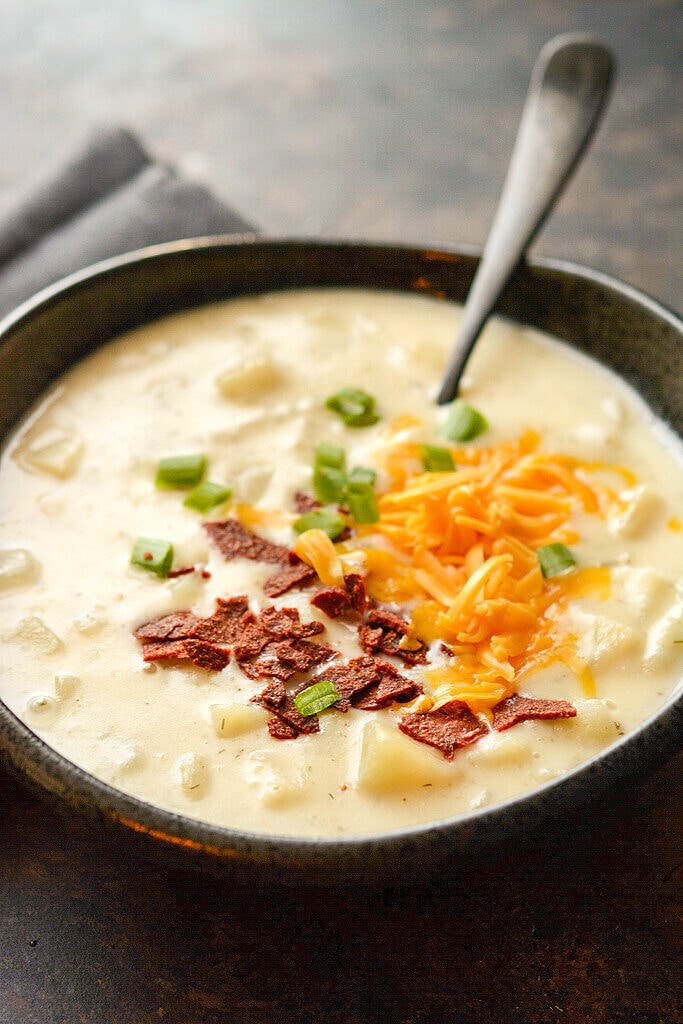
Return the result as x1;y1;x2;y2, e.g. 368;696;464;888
437;33;614;405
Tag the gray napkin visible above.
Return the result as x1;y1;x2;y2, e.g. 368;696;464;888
0;126;254;321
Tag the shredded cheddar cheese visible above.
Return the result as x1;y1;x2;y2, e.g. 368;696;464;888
295;430;627;715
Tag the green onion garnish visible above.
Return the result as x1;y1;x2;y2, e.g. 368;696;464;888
293;508;348;540
348;465;376;486
345;478;379;524
325;387;379;427
441;401;488;443
293;680;340;717
131;537;174;577
155;454;206;489
183;481;232;513
313;465;347;504
420;444;455;473
315;442;346;471
537;543;577;578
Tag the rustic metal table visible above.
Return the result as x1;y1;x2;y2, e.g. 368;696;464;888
1;3;681;1021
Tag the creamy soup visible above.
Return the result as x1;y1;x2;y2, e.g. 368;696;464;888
0;289;681;837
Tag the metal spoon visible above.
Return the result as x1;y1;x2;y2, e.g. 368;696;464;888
437;33;614;405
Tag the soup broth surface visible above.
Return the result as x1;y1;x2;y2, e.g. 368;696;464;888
0;288;681;837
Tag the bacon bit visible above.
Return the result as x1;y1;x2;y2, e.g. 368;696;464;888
358;608;428;665
188;596;250;645
311;586;351;619
263;560;318;597
134;611;201;643
233;605;333;680
141;638;230;671
398;702;488;759
257;606;325;640
200;569;212;579
266;717;299;740
203;518;289;564
238;638;334;681
293;491;321;514
252;680;320;737
166;565;195;578
310;573;368;620
353;659;423;710
319;655;422;713
492;693;577;731
343;573;368;613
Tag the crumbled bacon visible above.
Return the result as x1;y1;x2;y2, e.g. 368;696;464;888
134;611;201;643
359;608;427;665
343;573;368;614
252;680;320;738
398;702;488;760
310;572;368;621
263;560;318;597
318;655;422;713
492;694;577;731
188;596;250;645
311;586;351;619
140;638;230;672
257;606;325;640
293;491;321;514
203;518;289;564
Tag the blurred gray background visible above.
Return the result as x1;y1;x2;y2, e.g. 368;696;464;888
2;0;681;308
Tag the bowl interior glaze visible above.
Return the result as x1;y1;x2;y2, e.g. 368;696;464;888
0;238;680;881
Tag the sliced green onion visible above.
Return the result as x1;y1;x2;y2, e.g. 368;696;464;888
325;387;379;427
315;442;346;471
345;478;379;524
293;508;347;540
183;481;232;513
537;543;577;578
131;537;174;577
313;465;348;504
441;401;488;443
294;679;340;716
348;465;376;486
156;454;206;489
420;444;455;473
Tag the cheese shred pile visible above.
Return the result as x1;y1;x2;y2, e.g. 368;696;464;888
295;426;630;717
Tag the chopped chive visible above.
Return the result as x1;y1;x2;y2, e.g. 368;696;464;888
325;387;379;427
155;454;206;489
348;465;376;486
537;543;577;578
294;679;340;717
441;401;488;443
420;444;455;473
346;478;379;524
313;465;348;504
315;442;346;472
293;507;347;540
183;481;232;513
131;537;174;577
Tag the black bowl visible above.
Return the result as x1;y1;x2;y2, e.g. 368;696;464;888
0;238;680;881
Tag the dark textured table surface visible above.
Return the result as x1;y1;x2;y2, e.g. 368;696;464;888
1;3;681;1022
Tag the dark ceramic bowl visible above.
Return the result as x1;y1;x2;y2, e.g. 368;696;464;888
0;238;681;882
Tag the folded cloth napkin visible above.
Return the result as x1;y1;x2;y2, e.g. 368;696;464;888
0;125;254;321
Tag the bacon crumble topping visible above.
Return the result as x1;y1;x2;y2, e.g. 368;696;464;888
133;518;578;756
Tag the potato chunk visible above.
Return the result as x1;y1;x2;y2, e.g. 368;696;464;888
357;718;452;793
215;358;281;401
209;701;268;738
0;548;41;591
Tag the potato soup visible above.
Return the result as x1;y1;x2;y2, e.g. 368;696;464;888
0;288;681;837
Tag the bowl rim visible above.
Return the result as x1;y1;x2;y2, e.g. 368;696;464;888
0;235;681;876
